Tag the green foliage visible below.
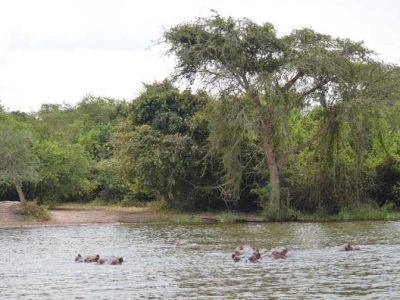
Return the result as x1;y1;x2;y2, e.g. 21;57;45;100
90;197;118;207
164;14;284;82
78;125;113;160
0;15;399;220
0;121;39;201
119;190;155;207
0;122;39;184
75;96;129;124
217;211;238;223
92;158;130;203
119;197;145;207
29;97;130;204
11;201;50;221
130;81;207;134
34;97;128;144
337;202;398;221
288;83;400;211
174;214;192;224
33;140;94;204
146;199;169;211
264;206;298;222
206;96;263;209
163;13;386;212
367;156;400;207
114;81;221;210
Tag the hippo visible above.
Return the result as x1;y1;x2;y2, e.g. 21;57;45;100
84;254;100;263
175;239;189;246
231;250;242;262
98;256;124;265
232;245;262;263
270;248;289;259
342;243;361;251
75;254;84;263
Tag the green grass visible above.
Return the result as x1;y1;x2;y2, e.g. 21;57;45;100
263;206;298;222
336;203;400;221
50;200;400;223
217;211;238;223
147;213;170;223
146;199;169;211
90;198;121;207
174;214;202;224
296;203;400;222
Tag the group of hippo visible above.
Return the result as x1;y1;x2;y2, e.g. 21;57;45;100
75;243;360;265
75;254;123;265
231;246;288;263
232;243;360;263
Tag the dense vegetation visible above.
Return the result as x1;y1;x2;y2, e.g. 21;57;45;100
1;15;400;218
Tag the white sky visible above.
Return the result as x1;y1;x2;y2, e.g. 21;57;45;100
0;0;399;112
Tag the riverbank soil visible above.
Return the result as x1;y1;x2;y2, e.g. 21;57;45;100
0;201;156;228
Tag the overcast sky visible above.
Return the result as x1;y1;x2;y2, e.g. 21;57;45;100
0;0;399;112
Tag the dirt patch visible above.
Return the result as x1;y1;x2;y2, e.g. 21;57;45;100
49;208;155;225
0;202;157;228
0;201;23;225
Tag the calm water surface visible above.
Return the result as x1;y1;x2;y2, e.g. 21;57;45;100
1;221;400;299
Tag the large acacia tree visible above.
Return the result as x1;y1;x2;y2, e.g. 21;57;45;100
163;14;391;213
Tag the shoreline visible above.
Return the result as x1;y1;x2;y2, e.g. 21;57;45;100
0;203;159;229
1;202;400;229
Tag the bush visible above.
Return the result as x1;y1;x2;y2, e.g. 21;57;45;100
217;211;237;223
10;201;50;221
90;197;119;206
120;197;146;207
146;199;169;211
264;206;298;222
337;202;399;221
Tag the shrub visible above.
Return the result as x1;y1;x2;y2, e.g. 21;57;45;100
146;199;169;211
10;201;50;221
217;211;237;223
337;202;399;221
264;206;298;222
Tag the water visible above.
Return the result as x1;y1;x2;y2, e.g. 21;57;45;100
1;221;400;299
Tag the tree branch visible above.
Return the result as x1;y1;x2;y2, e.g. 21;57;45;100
278;112;337;167
280;71;304;93
296;79;329;101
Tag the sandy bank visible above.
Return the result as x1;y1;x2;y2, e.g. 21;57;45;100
0;201;156;228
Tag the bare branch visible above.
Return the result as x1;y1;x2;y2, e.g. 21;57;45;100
297;79;329;101
280;70;304;93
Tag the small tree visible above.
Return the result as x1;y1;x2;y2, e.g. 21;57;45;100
0;123;39;202
163;14;393;213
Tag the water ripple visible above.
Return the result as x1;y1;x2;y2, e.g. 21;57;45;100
1;222;400;299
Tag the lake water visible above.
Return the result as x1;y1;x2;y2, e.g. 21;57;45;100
1;221;400;299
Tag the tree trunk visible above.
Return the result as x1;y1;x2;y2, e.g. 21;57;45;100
14;181;26;203
262;120;280;213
